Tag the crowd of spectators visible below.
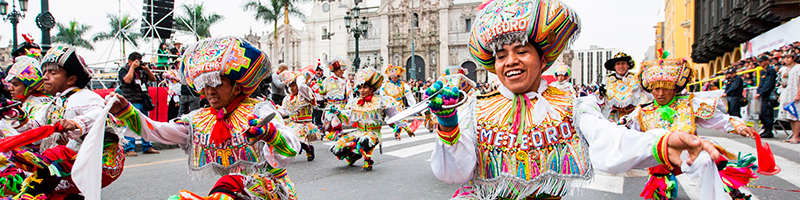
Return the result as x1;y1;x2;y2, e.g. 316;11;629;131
710;41;800;142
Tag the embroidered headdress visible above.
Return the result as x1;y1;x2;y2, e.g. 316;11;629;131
40;45;92;88
282;71;303;85
354;67;384;89
439;66;476;92
553;65;571;76
604;52;635;71
5;56;45;93
639;58;693;93
385;65;405;77
12;34;41;58
328;57;347;72
179;36;271;94
469;0;581;74
162;70;181;82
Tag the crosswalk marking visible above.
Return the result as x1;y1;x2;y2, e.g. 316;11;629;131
384;142;435;158
582;171;625;194
707;136;800;188
675;174;701;200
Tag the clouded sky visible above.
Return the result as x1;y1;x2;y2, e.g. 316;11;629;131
0;0;662;68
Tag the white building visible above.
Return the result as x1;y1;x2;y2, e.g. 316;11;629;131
258;0;494;83
572;45;619;86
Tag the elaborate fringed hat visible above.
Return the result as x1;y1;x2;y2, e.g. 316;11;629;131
11;34;41;58
439;66;476;93
354;67;384;89
469;0;581;74
553;65;571;76
604;52;635;71
443;65;468;76
639;58;693;93
282;71;302;85
40;45;92;88
328;57;347;72
162;70;181;82
5;56;45;93
179;36;271;95
385;65;405;77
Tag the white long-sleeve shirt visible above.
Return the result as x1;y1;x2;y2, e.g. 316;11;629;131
430;81;665;199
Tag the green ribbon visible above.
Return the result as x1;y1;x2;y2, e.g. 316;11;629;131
654;97;677;124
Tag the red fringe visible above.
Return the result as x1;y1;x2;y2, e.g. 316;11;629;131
720;165;758;189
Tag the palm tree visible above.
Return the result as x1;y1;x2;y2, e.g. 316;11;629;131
243;0;281;40
174;3;224;40
93;14;141;54
53;20;95;50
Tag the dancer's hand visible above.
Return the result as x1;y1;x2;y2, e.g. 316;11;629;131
107;93;130;114
666;132;720;166
426;80;459;129
56;119;78;131
738;127;757;138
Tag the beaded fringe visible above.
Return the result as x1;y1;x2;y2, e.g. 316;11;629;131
190;71;223;92
185;140;271;180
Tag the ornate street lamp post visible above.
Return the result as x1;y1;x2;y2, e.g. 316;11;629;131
36;0;54;51
344;2;368;71
1;0;29;50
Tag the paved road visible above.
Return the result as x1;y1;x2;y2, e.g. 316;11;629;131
103;127;800;199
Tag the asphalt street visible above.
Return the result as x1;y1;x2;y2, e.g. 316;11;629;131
103;126;800;200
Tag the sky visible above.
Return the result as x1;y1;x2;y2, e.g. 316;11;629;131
0;0;663;68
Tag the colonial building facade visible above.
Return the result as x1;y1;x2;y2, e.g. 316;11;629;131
258;0;490;82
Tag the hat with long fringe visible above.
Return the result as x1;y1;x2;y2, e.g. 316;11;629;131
469;0;581;74
639;58;693;93
179;36;271;94
354;67;384;89
554;65;571;76
385;65;405;77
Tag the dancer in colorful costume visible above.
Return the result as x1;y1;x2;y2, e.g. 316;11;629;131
3;57;52;132
10;34;42;61
329;68;398;171
604;52;647;122
620;58;758;200
106;36;300;200
320;58;352;140
548;65;576;97
0;45;126;199
426;0;724;199
277;71;319;161
380;65;417;140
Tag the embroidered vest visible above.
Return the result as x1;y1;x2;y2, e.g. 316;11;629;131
606;73;639;107
638;95;696;134
323;77;348;104
345;96;387;132
283;96;313;122
637;94;721;135
189;98;268;174
473;87;591;197
382;82;406;110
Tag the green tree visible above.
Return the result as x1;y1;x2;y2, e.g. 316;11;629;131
53;20;95;50
243;0;281;40
93;14;141;54
174;3;224;40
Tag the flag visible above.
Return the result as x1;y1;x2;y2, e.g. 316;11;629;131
784;102;798;118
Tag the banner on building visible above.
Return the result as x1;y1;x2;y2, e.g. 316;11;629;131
741;17;800;59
